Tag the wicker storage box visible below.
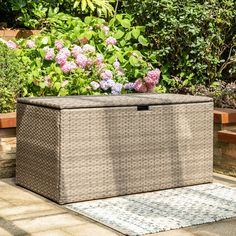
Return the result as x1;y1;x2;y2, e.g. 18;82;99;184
16;94;213;204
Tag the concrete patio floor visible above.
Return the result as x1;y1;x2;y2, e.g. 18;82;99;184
0;173;235;236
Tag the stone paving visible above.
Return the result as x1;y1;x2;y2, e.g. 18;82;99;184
0;173;235;236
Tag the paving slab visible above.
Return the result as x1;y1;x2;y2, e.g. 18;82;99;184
0;173;235;236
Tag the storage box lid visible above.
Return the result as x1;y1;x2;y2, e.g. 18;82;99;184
17;94;212;109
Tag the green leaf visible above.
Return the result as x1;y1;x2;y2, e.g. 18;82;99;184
54;82;61;91
120;19;131;28
114;30;125;39
129;56;139;67
125;32;132;41
132;28;140;39
138;36;148;46
81;0;87;11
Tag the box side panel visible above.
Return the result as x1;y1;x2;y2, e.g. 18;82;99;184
60;102;213;203
16;103;61;202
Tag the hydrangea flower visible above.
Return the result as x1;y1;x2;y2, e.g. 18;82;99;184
41;37;48;44
86;58;93;66
72;45;83;58
61;80;69;88
134;79;147;93
147;69;161;81
55;40;64;50
111;83;122;95
56;52;67;65
26;40;35;49
100;80;110;91
105;37;117;46
60;48;70;57
76;54;88;69
124;82;135;90
83;44;96;53
61;61;77;73
100;70;113;80
6;40;17;49
43;76;52;87
90;81;100;90
117;69;125;77
96;54;103;66
44;47;55;61
113;60;120;69
107;79;115;88
102;25;109;35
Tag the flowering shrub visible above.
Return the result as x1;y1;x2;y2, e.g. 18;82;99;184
4;13;160;97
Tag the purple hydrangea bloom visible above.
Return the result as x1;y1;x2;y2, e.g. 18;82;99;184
100;80;110;91
113;60;120;69
105;37;117;46
26;40;35;49
124;82;135;90
111;83;123;94
90;81;100;90
107;79;115;88
100;70;113;80
102;25;109;36
96;54;103;66
6;40;17;49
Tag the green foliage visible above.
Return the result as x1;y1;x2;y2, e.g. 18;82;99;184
9;13;156;98
0;0;115;28
0;42;23;113
122;0;236;90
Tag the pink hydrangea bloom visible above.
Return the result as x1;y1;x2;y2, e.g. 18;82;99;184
56;52;67;65
83;44;96;53
96;54;103;66
147;69;161;81
55;40;64;50
26;40;35;49
134;79;147;93
72;45;83;58
61;61;77;73
60;47;70;57
44;47;55;61
100;70;113;80
6;40;17;49
61;80;69;88
117;69;125;77
105;37;117;46
76;54;88;69
86;58;93;66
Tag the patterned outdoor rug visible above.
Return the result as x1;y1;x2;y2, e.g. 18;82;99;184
65;184;236;236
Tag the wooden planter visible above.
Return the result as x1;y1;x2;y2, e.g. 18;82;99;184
0;29;40;40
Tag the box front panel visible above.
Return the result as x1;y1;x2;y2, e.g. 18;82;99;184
60;102;213;203
16;103;61;202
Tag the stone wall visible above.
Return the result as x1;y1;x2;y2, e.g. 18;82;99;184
0;128;16;178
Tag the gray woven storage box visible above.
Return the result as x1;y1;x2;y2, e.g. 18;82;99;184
16;94;213;204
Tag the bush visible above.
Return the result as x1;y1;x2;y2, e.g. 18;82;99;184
0;41;24;113
122;0;236;90
3;13;160;98
0;0;116;29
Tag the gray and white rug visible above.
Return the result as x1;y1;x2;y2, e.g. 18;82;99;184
65;184;236;236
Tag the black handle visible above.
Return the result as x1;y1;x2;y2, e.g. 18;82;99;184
137;105;149;111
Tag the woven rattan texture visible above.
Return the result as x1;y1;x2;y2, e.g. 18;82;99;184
16;100;213;204
17;94;212;109
16;103;61;202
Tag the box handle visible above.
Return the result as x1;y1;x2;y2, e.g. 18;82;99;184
137;105;149;111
